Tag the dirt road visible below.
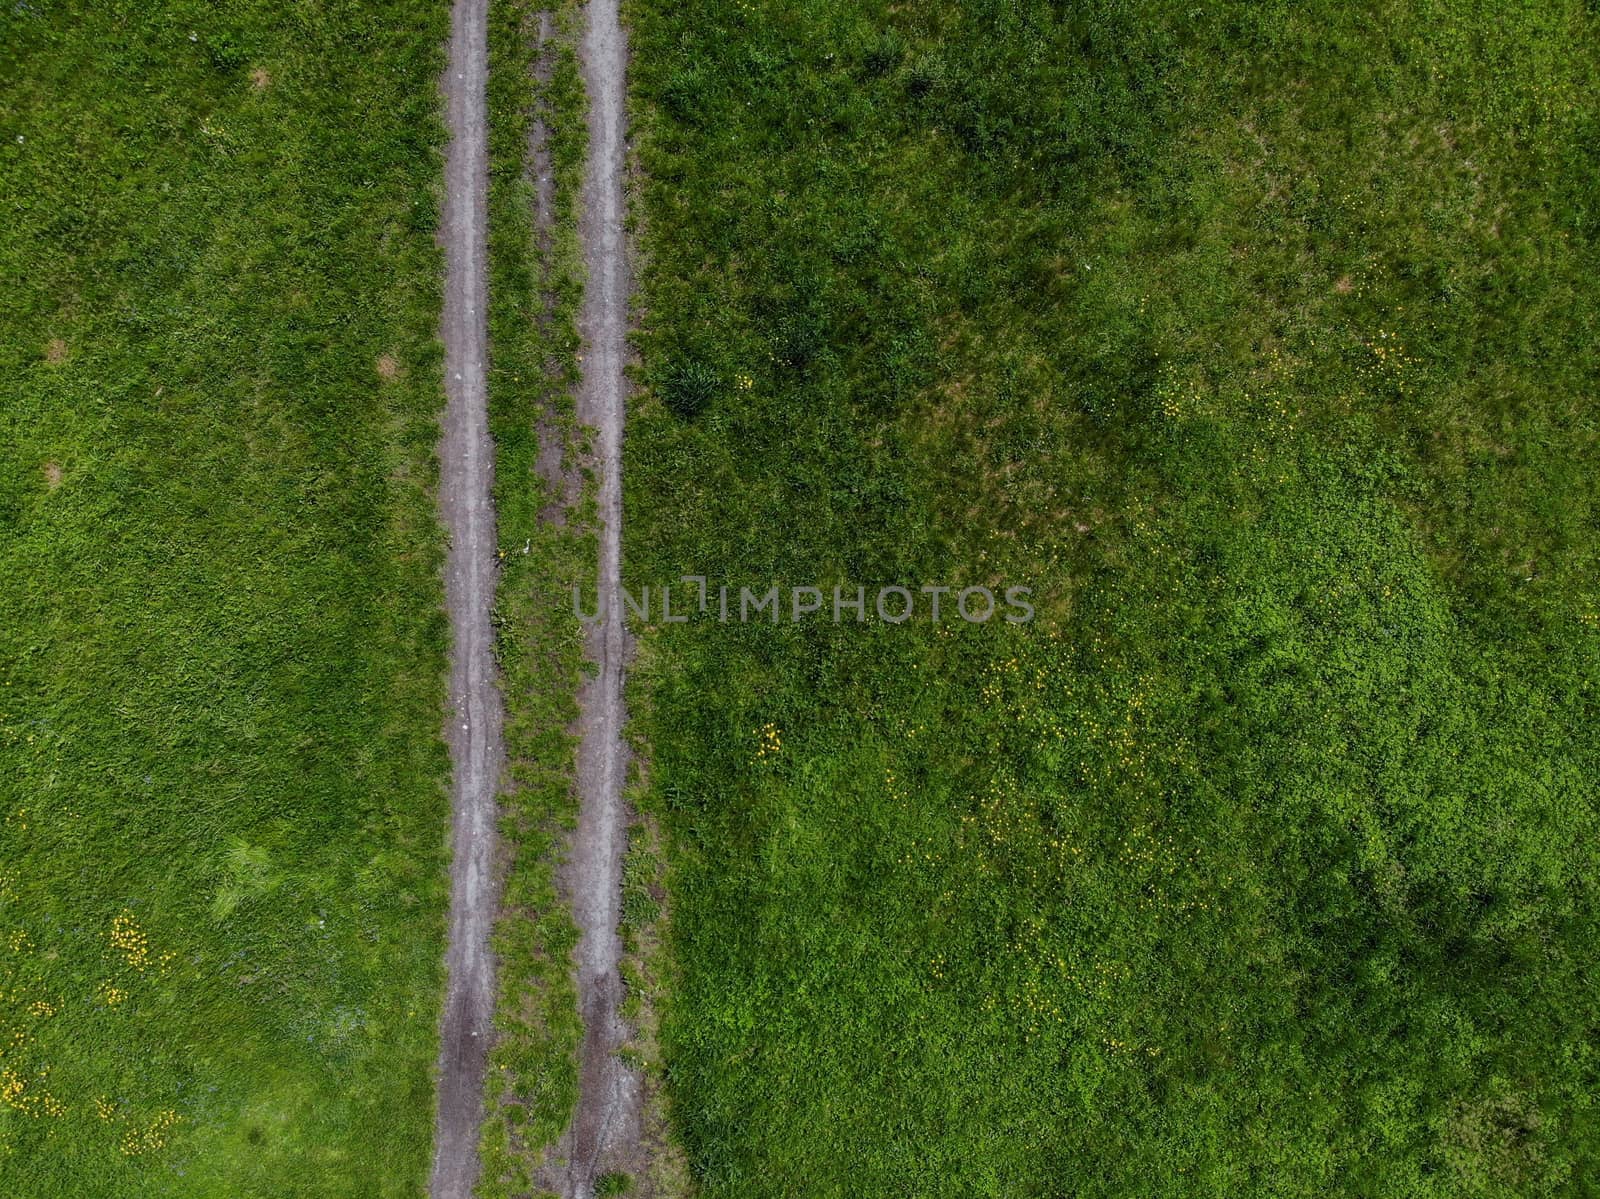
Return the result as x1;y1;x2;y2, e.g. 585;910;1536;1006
558;0;644;1194
430;0;501;1195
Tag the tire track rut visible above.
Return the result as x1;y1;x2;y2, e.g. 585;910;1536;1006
431;0;500;1194
555;1;643;1195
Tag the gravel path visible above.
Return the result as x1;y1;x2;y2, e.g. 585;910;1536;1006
430;0;501;1194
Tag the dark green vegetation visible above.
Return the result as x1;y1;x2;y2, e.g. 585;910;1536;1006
477;0;591;1193
626;1;1600;1195
1;3;450;1193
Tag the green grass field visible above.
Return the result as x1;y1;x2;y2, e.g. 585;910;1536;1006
625;1;1600;1195
1;3;451;1192
8;0;1600;1194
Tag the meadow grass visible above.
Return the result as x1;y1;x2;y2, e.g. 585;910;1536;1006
1;3;451;1193
624;1;1600;1195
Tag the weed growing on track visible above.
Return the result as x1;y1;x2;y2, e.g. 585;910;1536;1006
626;1;1600;1195
0;1;451;1193
476;1;591;1194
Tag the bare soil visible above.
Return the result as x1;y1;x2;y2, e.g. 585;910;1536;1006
429;0;504;1195
544;2;646;1195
